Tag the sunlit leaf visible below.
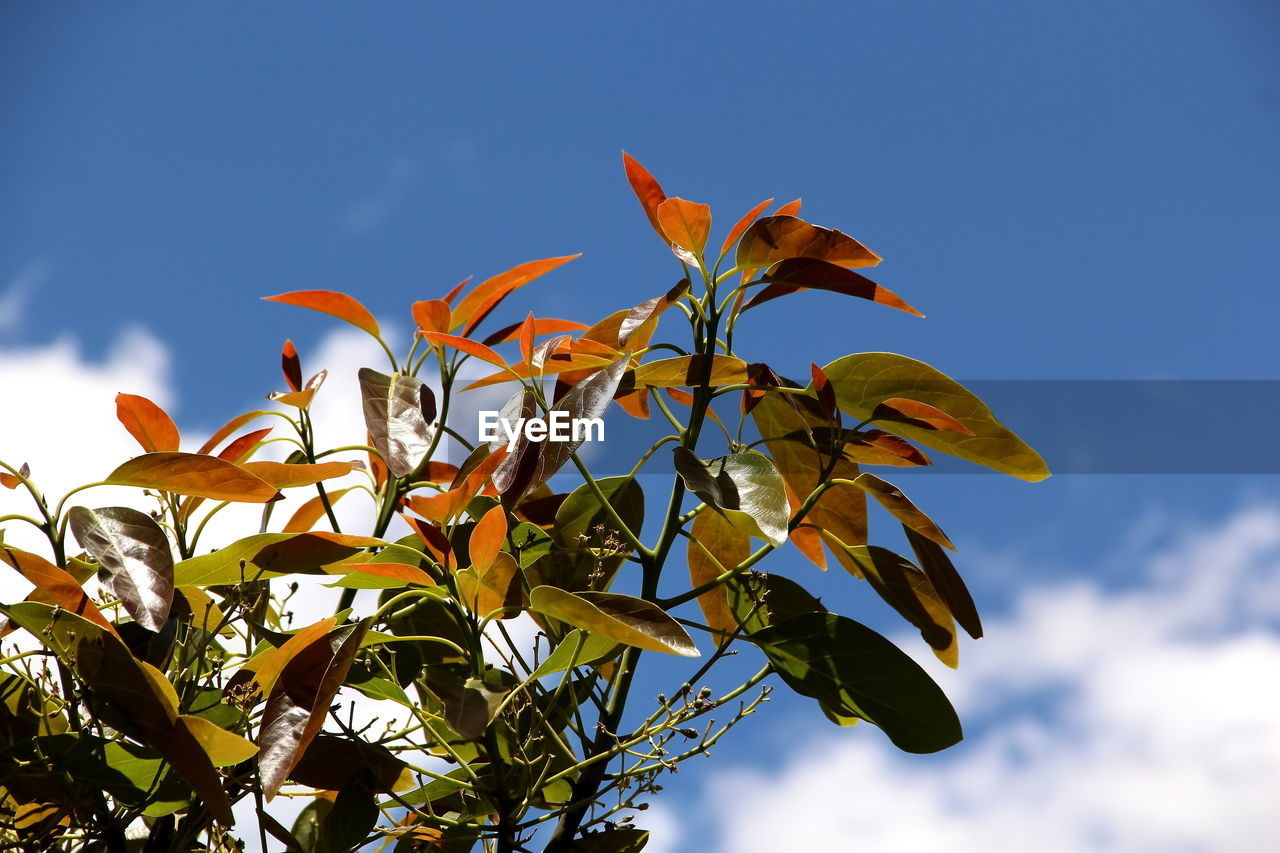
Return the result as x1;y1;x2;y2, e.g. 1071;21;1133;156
527;476;644;593
736;215;881;270
725;571;826;634
281;339;303;392
0;461;29;490
752;612;961;753
743;258;922;317
619;279;689;348
529;587;698;657
421;331;508;368
196;410;271;456
841;429;931;467
871;397;973;435
268;369;326;409
821;353;1049;481
719;198;774;259
450;255;580;335
241;461;356;489
115;393;180;453
622;151;668;240
0;546;118;636
259;619;369;799
627;354;748;389
481;317;588;347
358;368;436;479
263;289;381;338
107;452;280;503
688;510;750;647
411;299;452;335
673;448;788;546
179;715;258;766
469;505;507;574
283;487;354;533
904;526;982;640
657;197;712;257
68;506;174;632
175;532;385;586
773;198;802;216
456;552;522;619
851;472;954;550
528;629;620;679
216;427;272;463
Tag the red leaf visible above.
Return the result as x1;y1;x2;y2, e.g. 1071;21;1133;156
872;398;974;435
622;151;669;240
744;258;922;317
657;197;712;256
420;331;508;368
450;256;580;335
217;428;272;463
116;393;180;453
411;300;452;335
480;317;588;347
773;198;802;216
442;277;471;306
719;197;774;259
281;340;302;392
263;290;380;338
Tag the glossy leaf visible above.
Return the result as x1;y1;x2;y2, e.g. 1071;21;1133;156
529;476;644;593
821;353;1049;481
68;506;174;631
241;460;356;489
622;151;668;240
106;452;280;502
773;198;802;216
628;354;748;389
263;289;380;338
450;255;580;335
687;510;750;647
753;612;961;753
115;393;180;453
216;427;272;464
358;368;436;479
618;279;689;348
736;215;881;270
258;619;370;799
743;258;922;317
673;448;788;546
529;587;698;657
841;429;931;467
0;546;118;636
230;616;338;705
268;369;326;409
657;197;711;256
851;472;954;550
179;715;259;766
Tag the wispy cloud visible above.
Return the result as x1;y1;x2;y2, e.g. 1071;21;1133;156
673;506;1280;852
0;260;51;336
336;156;423;235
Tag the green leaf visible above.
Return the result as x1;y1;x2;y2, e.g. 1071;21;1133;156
821;353;1049;481
174;531;384;586
570;828;651;852
358;368;437;478
725;572;826;634
529;629;620;679
421;668;509;740
673;448;788;546
529;476;643;592
529;587;699;657
753;612;961;753
68;505;174;631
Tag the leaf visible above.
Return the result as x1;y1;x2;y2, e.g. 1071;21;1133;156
420;669;508;741
421;331;508;368
621;151;668;240
455;552;522;619
736;215;881;270
851;472;954;550
687;510;750;647
216;427;272;463
1;603;235;824
230;616;338;705
175;532;384;586
752;612;961;753
657;197;711;256
0;461;29;489
68;506;174;632
528;476;644;593
719;197;774;259
830;541;958;667
725;571;826;634
570;828;651;852
871;397;973;435
841;429;931;467
904;527;982;640
179;715;259;766
468;505;507;574
411;299;452;335
0;546;118;636
284;487;354;533
450;255;580;335
481;317;589;347
241;461;356;489
821;353;1049;481
107;452;280;502
618;279;690;348
258;619;370;799
263;290;380;338
673;448;788;546
267;369;326;409
529;587;698;657
196;410;271;456
773;198;802;216
281;339;303;392
743;258;922;317
628;354;748;389
289;734;411;792
358;368;436;479
529;629;619;679
115;393;180;453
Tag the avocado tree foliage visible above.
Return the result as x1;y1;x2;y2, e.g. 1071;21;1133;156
0;154;1047;852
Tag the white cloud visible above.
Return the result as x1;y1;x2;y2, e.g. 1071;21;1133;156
687;506;1280;853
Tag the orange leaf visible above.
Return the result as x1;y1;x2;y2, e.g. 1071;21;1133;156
241;461;356;489
622;151;668;240
461;351;612;391
469;505;508;574
736;215;881;270
107;452;281;503
217;428;272;463
412;299;452;335
773;198;802;216
519;313;536;364
450;256;580;335
719;198;774;259
872;398;974;435
442;277;471;306
421;331;507;368
665;388;724;427
657;198;712;256
263;290;380;338
0;546;119;637
1;462;30;490
628;355;748;389
481;317;588;347
116;393;180;453
197;411;270;456
744;258;922;317
284;487;354;533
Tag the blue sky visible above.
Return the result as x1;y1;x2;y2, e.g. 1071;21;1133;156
3;3;1280;851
